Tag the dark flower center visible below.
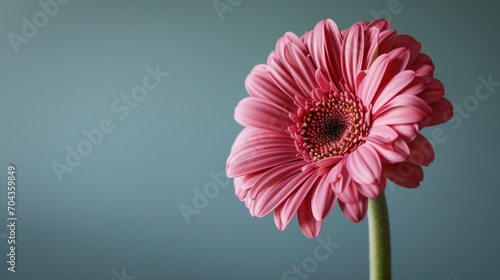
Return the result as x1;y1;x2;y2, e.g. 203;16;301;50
311;110;347;142
289;90;368;162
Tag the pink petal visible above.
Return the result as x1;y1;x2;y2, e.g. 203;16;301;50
280;169;318;228
267;56;309;100
283;43;317;97
371;70;416;114
397;76;428;97
363;26;380;68
407;133;434;166
341;24;364;92
372;103;430;127
365;139;409;164
248;160;305;201
347;144;382;185
377;29;397;55
314;68;334;93
335;177;361;205
311;175;337;221
357;53;389;105
375;94;432;122
298;190;323;238
236;185;250;201
393;34;421;66
306;19;343;84
229;127;292;155
357;175;387;199
315;156;345;176
234;176;246;200
419;78;444;104
384;48;411;77
226;129;297;177
383;162;424;188
274;205;285;231
234;97;291;131
226;150;298;178
253;166;315;217
390;124;419;142
240;171;262;190
245;64;295;112
324;159;347;193
364;125;399;143
275;32;308;61
427;98;453;126
409;54;434;84
338;197;368;223
367;18;391;30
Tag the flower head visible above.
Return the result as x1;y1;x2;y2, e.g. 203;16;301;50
226;19;453;238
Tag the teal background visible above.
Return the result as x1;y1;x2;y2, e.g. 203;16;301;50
1;0;499;279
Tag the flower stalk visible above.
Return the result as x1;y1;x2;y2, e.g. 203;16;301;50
368;193;391;280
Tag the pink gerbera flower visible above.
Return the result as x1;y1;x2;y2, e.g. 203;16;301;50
226;18;453;238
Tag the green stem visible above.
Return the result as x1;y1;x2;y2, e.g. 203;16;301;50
368;193;391;280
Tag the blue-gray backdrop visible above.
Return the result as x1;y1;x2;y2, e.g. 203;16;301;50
1;0;499;279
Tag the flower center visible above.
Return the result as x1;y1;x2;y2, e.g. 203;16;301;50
289;90;368;162
305;106;347;143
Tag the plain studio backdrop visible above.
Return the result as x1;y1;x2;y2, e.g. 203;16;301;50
0;0;499;279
